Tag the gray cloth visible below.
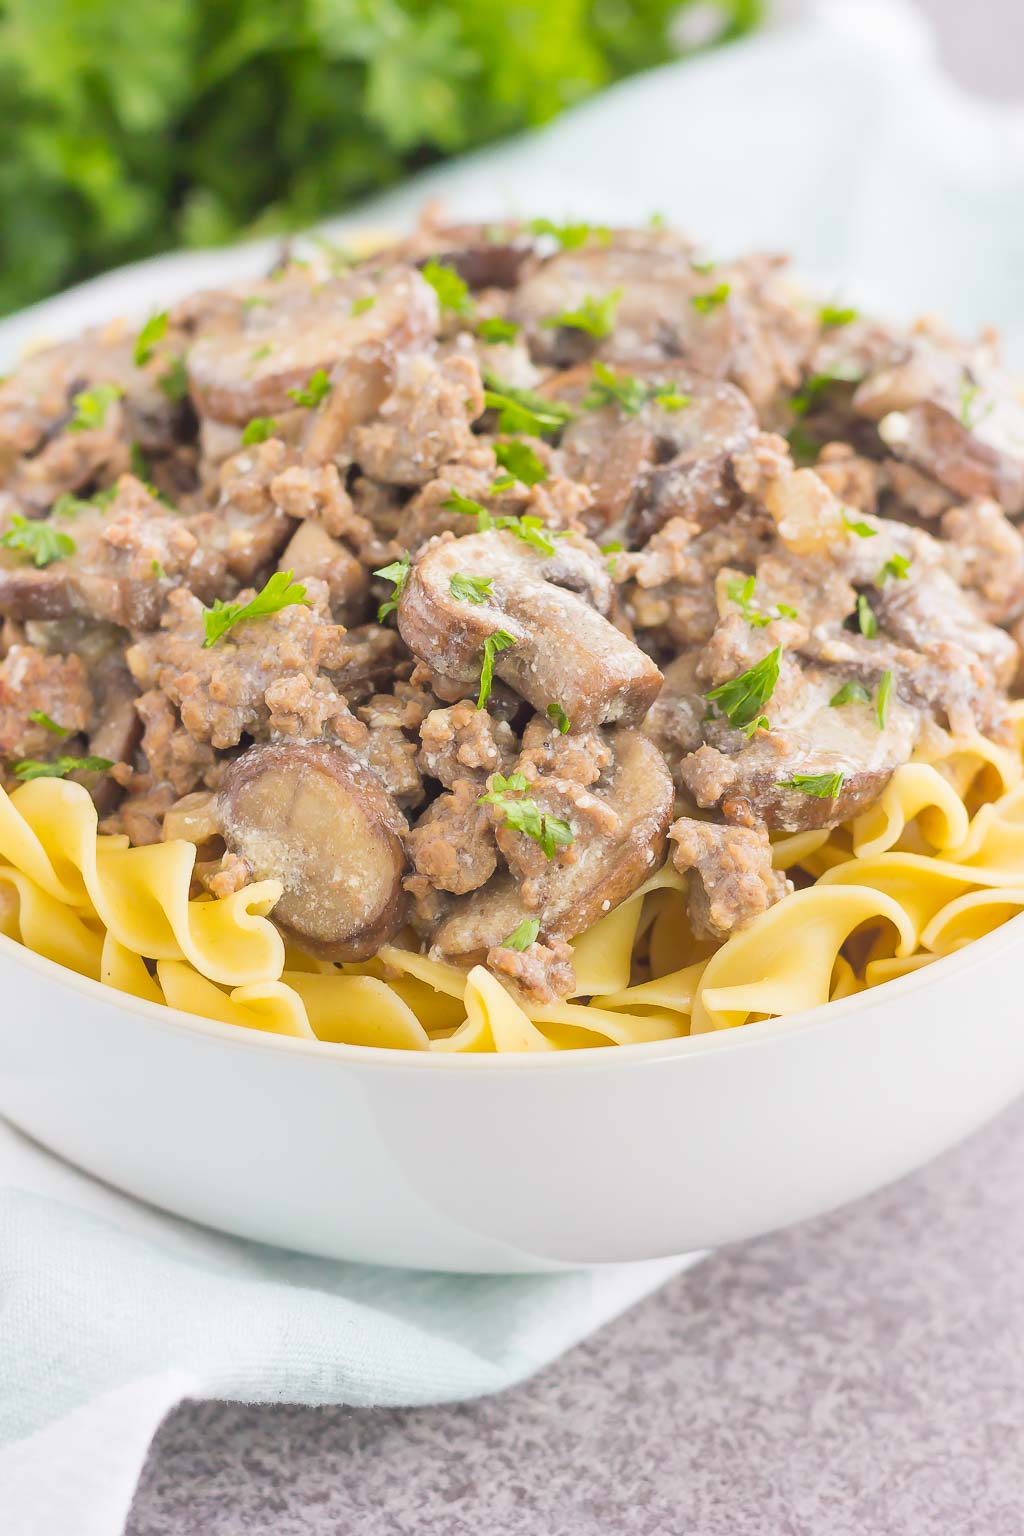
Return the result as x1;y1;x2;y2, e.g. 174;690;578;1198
127;1099;1024;1535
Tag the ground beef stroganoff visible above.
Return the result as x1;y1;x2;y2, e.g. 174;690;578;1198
3;212;1024;1008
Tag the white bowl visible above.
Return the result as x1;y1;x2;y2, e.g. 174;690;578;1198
2;918;1022;1272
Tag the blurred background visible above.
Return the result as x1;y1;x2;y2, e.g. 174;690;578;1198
0;0;1018;317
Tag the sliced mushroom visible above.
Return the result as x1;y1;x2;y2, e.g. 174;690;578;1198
397;528;663;728
218;740;408;960
429;728;674;962
852;336;1024;515
551;361;757;539
187;268;438;428
279;519;369;624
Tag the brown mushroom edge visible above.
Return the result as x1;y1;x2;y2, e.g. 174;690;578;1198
217;740;408;961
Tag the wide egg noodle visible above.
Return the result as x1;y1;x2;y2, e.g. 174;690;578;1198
3;713;1024;1048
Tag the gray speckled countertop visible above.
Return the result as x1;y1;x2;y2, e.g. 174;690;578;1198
125;3;1024;1530
126;1100;1024;1535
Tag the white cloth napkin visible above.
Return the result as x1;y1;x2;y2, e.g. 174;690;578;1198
2;5;1023;1533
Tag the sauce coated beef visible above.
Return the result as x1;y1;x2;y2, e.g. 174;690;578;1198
2;215;1023;999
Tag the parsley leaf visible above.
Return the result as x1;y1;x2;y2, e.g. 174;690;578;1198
477;629;516;709
350;295;376;316
546;702;571;734
726;575;770;629
582;361;648;415
478;772;575;859
691;282;730;314
829;680;871;708
878;554;911;583
421;258;473;317
374;552;411;622
875;669;893;730
527;219;609;250
819;304;858;328
201;570;310;647
443;487;559;555
287;369;331;408
241;416;277;445
0;515;75;567
444;488;493;530
856;594;878;638
842;511;877;538
51;492;94;520
28;710;70;736
786;423;821;465
652;384;692;411
542;287;621;339
957;372;994;430
502;918;541;951
483;378;574;437
778;771;845;799
12;755;113;781
68;383;123;432
703;646;782;733
134;311;169;366
476;316;520;344
158;357;188;402
450;572;493;605
493;440;547;486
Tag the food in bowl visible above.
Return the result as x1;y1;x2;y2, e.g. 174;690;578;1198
2;212;1024;1054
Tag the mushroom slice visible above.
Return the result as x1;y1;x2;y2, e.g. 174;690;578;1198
430;728;674;963
397;529;663;728
218;740;407;961
187;268;437;427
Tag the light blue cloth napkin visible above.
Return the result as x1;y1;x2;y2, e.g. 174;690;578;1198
3;4;1023;1532
0;1121;689;1536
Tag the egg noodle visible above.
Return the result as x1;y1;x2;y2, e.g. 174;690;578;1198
3;700;1024;1052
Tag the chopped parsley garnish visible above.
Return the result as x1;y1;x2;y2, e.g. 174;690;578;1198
28;710;70;736
483;378;574;437
493;440;547;486
690;282;730;314
875;669;893;729
581;361;689;416
443;489;559;555
151;560;166;579
690;256;716;274
373;552;411;621
250;344;273;362
158;357;188;402
790;361;863;416
527;218;609;250
133;311;168;366
726;576;796;629
68;383;123;432
421;258;473;317
490;474;516;493
652;384;692;411
786;423;821;465
502;918;541;951
241;416;278;445
11;755;113;782
542;288;621;339
243;295;270;309
956;372;993;430
829;680;871;708
443;488;492;530
350;295;376;316
476;316;520;344
478;771;574;859
450;572;493;605
547;702;571;734
0;515;75;567
51;493;93;520
842;511;877;538
583;361;648;415
819;303;858;328
287;369;331;408
201;569;310;647
778;770;845;799
601;539;623;574
856;593;878;638
703;645;782;734
477;629;516;710
878;553;911;583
